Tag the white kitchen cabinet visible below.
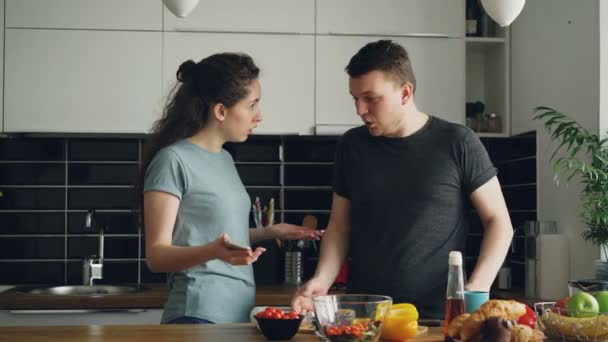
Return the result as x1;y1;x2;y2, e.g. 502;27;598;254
163;0;314;34
163;32;315;135
316;0;464;37
315;36;465;127
0;309;164;326
5;0;162;31
4;29;162;133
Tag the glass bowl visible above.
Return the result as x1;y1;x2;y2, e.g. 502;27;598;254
535;302;608;341
312;294;392;342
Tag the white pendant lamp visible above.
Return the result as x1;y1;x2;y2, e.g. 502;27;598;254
162;0;200;18
480;0;526;27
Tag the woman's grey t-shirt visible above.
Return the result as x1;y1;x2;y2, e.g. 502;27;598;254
143;140;254;324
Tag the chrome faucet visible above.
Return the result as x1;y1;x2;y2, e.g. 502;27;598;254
83;209;104;286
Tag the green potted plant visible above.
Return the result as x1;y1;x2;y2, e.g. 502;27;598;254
533;106;608;279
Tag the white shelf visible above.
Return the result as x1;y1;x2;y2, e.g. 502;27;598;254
466;29;510;138
466;37;506;44
476;132;510;138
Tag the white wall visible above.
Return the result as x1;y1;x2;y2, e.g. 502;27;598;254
511;0;600;281
601;0;608;138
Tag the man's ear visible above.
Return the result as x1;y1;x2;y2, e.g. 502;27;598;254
401;82;414;105
212;103;226;122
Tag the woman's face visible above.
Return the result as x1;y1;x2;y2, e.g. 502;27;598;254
222;79;263;142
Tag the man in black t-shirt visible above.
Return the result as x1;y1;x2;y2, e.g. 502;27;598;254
291;40;514;319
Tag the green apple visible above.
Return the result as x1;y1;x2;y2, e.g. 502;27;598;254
592;291;608;313
567;292;600;318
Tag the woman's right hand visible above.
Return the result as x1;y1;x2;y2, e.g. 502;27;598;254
213;233;265;265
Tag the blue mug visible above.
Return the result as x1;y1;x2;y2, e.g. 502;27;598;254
465;290;489;313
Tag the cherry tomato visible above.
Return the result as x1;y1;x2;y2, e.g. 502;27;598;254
256;311;270;319
517;305;537;329
326;327;338;336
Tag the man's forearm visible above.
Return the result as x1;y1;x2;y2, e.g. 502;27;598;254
466;217;514;291
314;226;349;287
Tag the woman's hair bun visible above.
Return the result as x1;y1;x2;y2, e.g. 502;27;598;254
176;60;197;83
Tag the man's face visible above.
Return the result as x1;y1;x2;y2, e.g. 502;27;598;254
349;70;410;137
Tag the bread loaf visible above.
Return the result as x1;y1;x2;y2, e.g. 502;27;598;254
459;300;526;340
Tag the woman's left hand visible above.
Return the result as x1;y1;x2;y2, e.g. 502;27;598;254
270;223;324;241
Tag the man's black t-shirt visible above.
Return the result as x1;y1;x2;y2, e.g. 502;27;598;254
332;116;496;319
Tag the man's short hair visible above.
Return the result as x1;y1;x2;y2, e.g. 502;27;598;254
345;40;417;93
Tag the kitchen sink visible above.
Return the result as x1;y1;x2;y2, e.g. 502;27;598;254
14;285;149;296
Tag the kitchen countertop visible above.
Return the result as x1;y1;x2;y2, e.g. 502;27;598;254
0;283;540;311
0;323;445;342
0;284;301;310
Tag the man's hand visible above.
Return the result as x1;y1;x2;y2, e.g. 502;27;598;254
291;276;332;314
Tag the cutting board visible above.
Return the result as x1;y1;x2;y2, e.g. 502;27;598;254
409;326;444;341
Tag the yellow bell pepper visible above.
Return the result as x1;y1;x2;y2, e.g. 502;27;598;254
381;303;420;341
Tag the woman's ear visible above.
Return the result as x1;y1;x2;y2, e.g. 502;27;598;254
212;103;226;122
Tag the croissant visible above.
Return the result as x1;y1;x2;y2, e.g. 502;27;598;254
459;300;526;340
447;313;471;339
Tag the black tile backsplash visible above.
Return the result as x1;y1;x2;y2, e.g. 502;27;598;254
284;165;333;186
96;262;139;284
0;213;65;234
68;139;139;161
0;133;536;287
0;262;65;284
0;139;65;161
68;188;135;210
68;212;139;234
68;164;138;185
67;236;138;260
283;137;337;162
67;236;102;259
284;190;333;210
67;261;139;284
0;163;64;185
503;185;536;211
226;138;281;162
104;237;139;259
236;165;280;186
0;237;64;259
0;188;65;210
